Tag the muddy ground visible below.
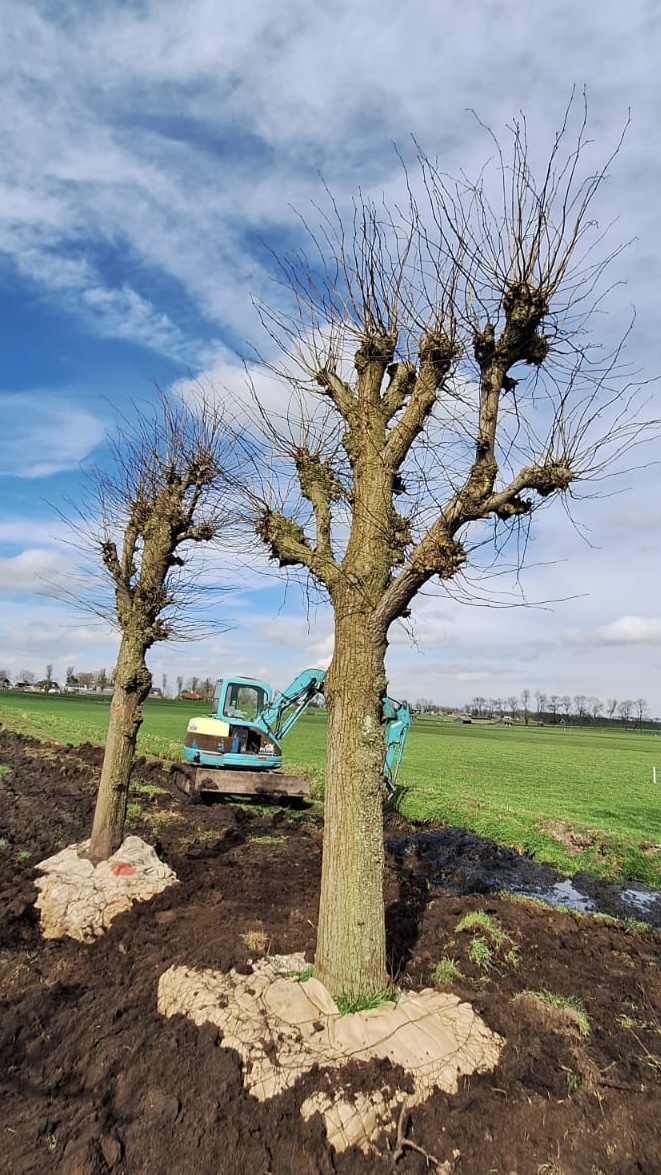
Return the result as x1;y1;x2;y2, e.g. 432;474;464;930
1;727;660;1175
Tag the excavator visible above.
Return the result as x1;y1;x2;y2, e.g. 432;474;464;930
171;667;410;802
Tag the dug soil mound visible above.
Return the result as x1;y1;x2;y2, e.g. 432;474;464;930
1;727;660;1174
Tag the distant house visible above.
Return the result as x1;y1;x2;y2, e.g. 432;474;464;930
179;691;202;702
0;678;10;690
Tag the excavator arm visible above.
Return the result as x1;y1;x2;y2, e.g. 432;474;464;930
261;668;326;741
381;696;411;796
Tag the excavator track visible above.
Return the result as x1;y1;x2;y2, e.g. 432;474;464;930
170;763;310;801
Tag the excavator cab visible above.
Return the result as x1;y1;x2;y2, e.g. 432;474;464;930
215;679;268;723
178;670;325;799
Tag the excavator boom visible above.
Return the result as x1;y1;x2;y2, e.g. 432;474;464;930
261;668;326;740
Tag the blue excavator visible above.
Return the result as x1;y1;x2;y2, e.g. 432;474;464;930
173;667;410;801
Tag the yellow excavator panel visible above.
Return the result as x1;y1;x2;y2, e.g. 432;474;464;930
186;716;230;738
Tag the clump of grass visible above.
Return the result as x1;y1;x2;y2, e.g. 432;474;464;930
231;800;277;816
141;808;181;832
335;987;397;1015
241;928;269;955
616;1011;661;1034
131;781;170;798
456;911;506;945
455;910;520;972
616;1013;640;1030
249;835;286;845
286;965;314;982
515;989;591;1037
504;945;521;969
622;916;650;933
430;957;462;986
592;911;649;936
468;935;493;971
124;802;143;827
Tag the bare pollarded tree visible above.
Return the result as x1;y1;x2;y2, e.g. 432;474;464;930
73;391;235;863
635;697;648;729
241;99;655;999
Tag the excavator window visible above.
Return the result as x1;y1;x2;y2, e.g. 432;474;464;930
223;683;266;722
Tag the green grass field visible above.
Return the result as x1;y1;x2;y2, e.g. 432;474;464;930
1;691;659;885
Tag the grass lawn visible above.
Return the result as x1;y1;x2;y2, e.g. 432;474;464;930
397;718;661;884
1;691;659;885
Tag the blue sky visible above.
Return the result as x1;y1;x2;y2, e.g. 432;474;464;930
1;0;660;715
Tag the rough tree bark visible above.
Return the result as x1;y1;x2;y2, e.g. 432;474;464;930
89;634;151;861
246;100;653;999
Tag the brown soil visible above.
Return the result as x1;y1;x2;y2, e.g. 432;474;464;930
1;727;660;1175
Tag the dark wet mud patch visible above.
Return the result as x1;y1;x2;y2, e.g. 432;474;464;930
387;826;661;927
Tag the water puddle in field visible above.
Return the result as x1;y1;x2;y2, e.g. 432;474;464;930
386;828;661;928
620;888;661;916
542;878;596;914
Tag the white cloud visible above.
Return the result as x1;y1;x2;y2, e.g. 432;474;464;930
0;596;118;683
606;509;661;530
0;395;106;478
6;246;203;363
0;517;72;546
174;353;334;451
565;616;661;646
252;615;333;661
80;284;192;356
0;548;74;593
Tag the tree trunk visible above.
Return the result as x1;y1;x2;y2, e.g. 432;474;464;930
314;608;389;1000
88;634;152;863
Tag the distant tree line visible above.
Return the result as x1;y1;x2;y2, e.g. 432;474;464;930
464;692;654;729
0;665;223;702
175;676;216;702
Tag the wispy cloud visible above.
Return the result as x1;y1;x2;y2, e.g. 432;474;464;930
0;395;106;478
605;509;661;530
565;615;661;646
0;548;73;593
0;516;72;547
5;244;206;363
